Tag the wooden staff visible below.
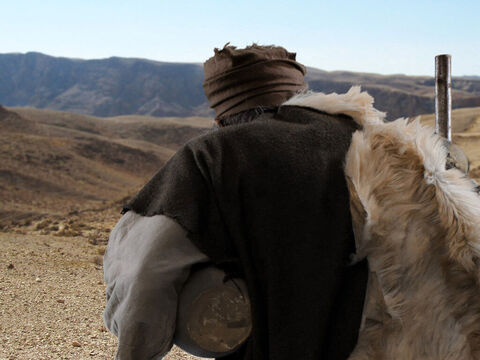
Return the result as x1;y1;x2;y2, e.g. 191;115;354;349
435;54;452;141
435;54;469;173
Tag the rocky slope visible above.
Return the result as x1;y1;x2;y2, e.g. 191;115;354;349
0;105;212;232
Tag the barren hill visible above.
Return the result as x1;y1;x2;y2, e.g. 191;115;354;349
1;52;479;120
0;105;212;233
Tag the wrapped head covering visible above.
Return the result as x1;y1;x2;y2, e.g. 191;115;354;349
203;44;307;120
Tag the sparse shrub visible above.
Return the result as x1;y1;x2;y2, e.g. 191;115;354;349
71;222;90;231
20;219;31;227
35;219;52;230
92;256;103;266
55;227;82;237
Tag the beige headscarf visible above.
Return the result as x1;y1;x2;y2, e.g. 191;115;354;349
203;44;307;120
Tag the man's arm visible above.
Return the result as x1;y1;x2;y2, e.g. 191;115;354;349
103;211;209;360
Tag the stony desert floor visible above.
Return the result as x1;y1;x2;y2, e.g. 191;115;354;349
0;231;205;360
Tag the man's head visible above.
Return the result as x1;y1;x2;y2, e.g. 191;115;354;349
203;44;307;126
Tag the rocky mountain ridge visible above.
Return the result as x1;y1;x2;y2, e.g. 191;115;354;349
1;52;479;120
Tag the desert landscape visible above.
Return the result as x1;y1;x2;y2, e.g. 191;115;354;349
1;102;480;359
0;105;212;359
2;0;478;357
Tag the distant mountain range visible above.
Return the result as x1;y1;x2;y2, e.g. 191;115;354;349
1;52;479;120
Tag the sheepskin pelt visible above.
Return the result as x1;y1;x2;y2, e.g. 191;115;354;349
287;87;480;359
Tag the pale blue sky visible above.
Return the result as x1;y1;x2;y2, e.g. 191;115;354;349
2;0;479;76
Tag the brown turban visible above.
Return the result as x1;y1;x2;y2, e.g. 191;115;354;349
203;44;307;120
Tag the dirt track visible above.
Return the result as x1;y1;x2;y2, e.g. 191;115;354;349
0;232;202;360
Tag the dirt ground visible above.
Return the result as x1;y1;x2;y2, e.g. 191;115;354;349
0;232;204;360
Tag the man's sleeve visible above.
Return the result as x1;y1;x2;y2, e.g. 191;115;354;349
103;211;209;360
123;141;236;265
